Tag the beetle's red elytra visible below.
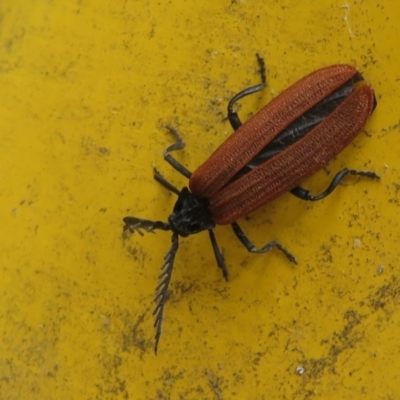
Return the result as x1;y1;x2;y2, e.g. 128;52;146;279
200;81;375;224
190;65;365;199
123;56;378;354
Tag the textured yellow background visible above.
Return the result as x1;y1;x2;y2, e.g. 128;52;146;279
1;1;399;399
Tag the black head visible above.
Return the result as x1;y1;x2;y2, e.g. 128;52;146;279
168;187;215;237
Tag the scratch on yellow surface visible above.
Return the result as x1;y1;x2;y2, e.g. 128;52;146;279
1;1;400;399
341;4;355;38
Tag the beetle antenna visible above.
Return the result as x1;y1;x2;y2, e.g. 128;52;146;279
122;217;171;237
153;232;179;354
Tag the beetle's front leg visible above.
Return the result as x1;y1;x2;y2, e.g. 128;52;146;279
153;168;181;196
290;168;380;201
208;229;229;281
163;126;192;178
231;222;297;264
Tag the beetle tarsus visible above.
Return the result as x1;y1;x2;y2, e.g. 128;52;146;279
231;222;297;264
290;168;380;201
273;243;297;264
153;233;179;355
208;229;229;281
163;126;192;178
255;53;267;85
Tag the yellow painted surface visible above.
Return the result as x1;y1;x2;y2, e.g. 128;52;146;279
1;1;399;399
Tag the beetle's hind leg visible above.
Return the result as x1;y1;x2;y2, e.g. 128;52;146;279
163;126;192;178
227;54;267;130
290;168;380;201
231;222;297;264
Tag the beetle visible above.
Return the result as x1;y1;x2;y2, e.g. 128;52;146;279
123;55;378;354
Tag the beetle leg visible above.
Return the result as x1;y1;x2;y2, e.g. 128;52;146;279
290;168;380;201
227;54;267;130
153;168;181;196
231;221;297;264
163;126;192;178
208;229;229;281
122;217;171;237
153;232;179;354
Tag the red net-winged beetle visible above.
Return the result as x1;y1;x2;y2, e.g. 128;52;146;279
123;55;378;354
